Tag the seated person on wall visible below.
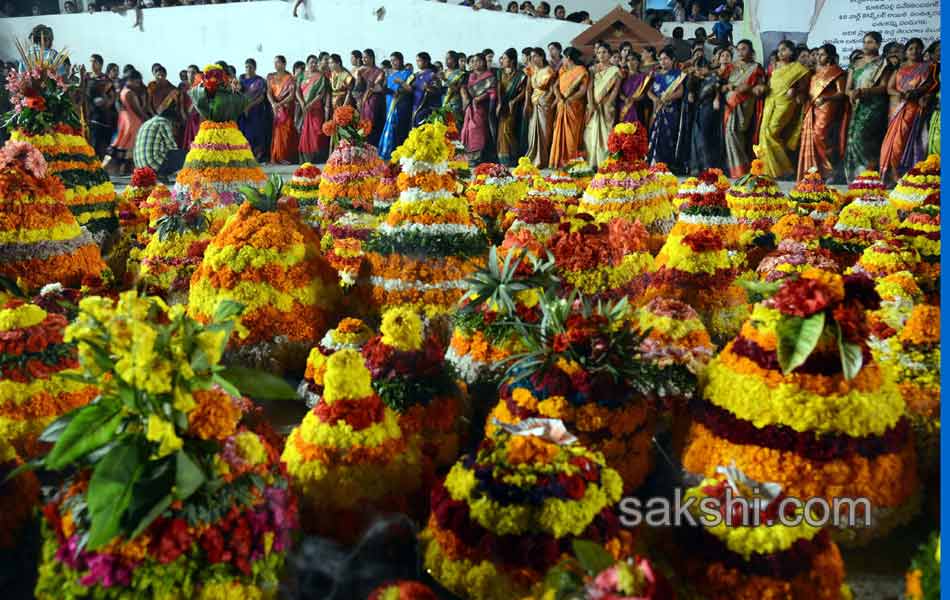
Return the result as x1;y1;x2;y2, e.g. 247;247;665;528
133;107;185;182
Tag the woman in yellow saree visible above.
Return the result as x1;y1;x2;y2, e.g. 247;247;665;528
524;48;556;168
549;47;589;169
755;40;811;179
583;43;622;169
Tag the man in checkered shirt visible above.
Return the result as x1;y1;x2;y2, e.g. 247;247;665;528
133;107;184;180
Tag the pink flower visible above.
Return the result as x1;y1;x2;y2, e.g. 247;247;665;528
0;140;47;178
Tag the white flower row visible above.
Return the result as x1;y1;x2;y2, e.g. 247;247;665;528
678;182;720;196
833;223;874;233
677;213;739;226
376;222;482;236
580;189;668;206
399;157;451;175
369;276;469;292
483;176;519;186
397;188;457;203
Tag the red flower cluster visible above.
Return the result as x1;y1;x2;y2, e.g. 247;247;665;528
769;278;832;317
314;393;385;429
473;162;510;178
24;96;46;111
197;67;228;95
697;168;721;186
607;124;648;162
0;309;77;382
131;167;157;189
294;164;322;179
150;517;192;564
512;198;559;224
362;334;445;380
199;506;254;574
368;581;439;600
681;229;724;253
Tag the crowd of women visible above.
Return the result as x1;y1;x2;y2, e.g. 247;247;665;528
79;29;940;183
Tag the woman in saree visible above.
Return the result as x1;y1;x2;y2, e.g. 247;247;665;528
689;58;722;174
616;52;651;125
267;55;298;164
646;46;688;173
583;43;622;169
102;69;145;176
797;44;847;182
379;52;414;160
327;54;354;154
843;32;892;181
147;65;180;136
880;38;937;182
180;65;202;152
754;40;811;179
549;47;589;169
925;41;940;156
722;41;766;178
441;51;467;129
460;53;498;165
357;49;386;148
496;48;527;166
410;52;441;127
296;55;329;163
524;47;556;168
238;59;269;162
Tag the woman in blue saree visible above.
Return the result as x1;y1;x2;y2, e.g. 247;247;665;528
646;46;688;173
379;52;414;160
410;52;442;127
238;58;270;162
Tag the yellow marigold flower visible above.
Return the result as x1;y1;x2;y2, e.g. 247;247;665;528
195;328;228;367
537;395;569;418
0;303;46;332
146;414;183;458
323;349;373;404
188;389;240;440
380;306;424;351
799;267;845;302
507;436;559;465
613;122;638;135
511;388;538;411
233;431;267;466
905;568;923;599
173;387;196;413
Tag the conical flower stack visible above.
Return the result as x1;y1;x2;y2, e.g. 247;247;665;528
0;141;106;292
318;129;387;220
890;154;940;215
846;169;886;202
297;317;374;407
499;189;562;244
364;122;487;318
849;239;920;280
134;198;212;304
823;188;898;266
681;270;920;545
895;191;940;294
284;163;323;233
108;167;158;285
467;162;527;239
789;167;842;226
755;239;839;284
188;179;340;374
673;169;730;212
174;64;266;206
564;157;596;190
281;349;422;542
867;270;923;341
725;160;790;229
667;169;742;247
0;300;97;458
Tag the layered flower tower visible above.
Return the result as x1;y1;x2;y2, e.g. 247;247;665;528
362;307;465;476
677;464;849;600
845;169;886;202
725;160;790;229
33;292;298;599
498;191;561;244
578;123;675;251
672;170;730;211
564;157;596;190
319;107;387;288
175;64;266;206
789;167;842;226
364;122;488;318
284;163;323;233
422;424;631;600
281;349;422;542
896;191;940;295
822;187;898;266
188;176;340;374
487;295;663;493
849;238;919;280
755;239;839;284
0;300;97;459
6;42;117;246
890;154;940;215
681;269;920;545
0;140;106;292
296;317;374;407
466;162;527;241
867;270;923;340
109;167;158;285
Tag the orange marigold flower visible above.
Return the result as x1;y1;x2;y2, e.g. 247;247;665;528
333;105;356;127
750;159;765;176
188;389;241;440
506;435;558;465
799;267;845;302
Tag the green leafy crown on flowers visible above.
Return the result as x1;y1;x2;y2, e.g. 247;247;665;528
239;174;284;212
2;37;81;135
11;293;297;551
154;197;211;242
461;245;558;317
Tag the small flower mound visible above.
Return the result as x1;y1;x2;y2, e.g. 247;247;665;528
281;348;422;542
681;270;920;546
188;198;340;374
467;163;528;236
284;163;323;232
0;139;107;292
894;193;940;292
297;317;375;407
499;181;563;243
822;192;898;265
726;169;790;229
421;426;631;600
890;154;940;215
845;169;886;202
789;167;842;225
368;581;439;600
756;239;839;284
848;239;920;280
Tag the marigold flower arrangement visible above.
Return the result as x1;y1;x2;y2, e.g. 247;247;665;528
866;270;923;341
108;167;158;286
374;162;400;213
726;161;790;229
6;41;117;245
848;238;920;280
755;239;839;284
512;156;541;183
422;423;633;600
894;192;940;293
30;292;299;600
547;215;654;302
676;464;849;600
0;299;97;458
365;122;488;317
280;348;422;543
368;581;439;600
0;139;107;292
529;172;584;214
681;269;920;546
789;167;842;225
487;295;666;492
845;169;886;202
188;176;340;374
668;169;743;247
890;154;940;215
499;189;563;244
821;192;897;263
564;157;596;189
284;163;323;233
175;65;266;205
296;317;374;407
649;162;680;201
904;532;939;600
466;162;528;239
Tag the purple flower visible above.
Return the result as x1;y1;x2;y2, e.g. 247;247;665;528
78;553;132;588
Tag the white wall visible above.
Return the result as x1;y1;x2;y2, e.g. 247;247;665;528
0;0;587;73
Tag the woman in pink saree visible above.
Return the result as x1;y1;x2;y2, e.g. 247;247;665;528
296;55;329;163
460;53;497;164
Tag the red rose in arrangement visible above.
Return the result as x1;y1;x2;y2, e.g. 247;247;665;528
131;167;157;188
557;473;586;500
24;95;45;111
769;278;832;317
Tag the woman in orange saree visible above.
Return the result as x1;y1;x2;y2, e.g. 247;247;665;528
296;55;329;163
267;55;298;164
549;47;589;169
879;38;937;182
797;44;847;182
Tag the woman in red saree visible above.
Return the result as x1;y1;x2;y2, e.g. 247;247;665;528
549;47;589;169
296;55;329;163
879;38;937;182
180;65;202;151
460;53;497;164
797;44;847;182
358;49;386;148
267;55;298;164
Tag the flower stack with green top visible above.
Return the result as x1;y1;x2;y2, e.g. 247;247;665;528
296;317;374;407
681;268;920;545
0;139;106;292
896;191;940;295
579;123;675;251
466;162;527;242
0;299;98;459
319;107;386;288
904;532;940;600
789;167;842;226
364;121;488;318
175;64;266;207
422;421;632;600
822;187;898;267
677;464;850;600
487;294;662;493
280;348;422;543
188;175;340;374
890;154;940;216
6;39;117;247
725;160;790;230
564;157;596;188
32;293;298;600
284;163;323;233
